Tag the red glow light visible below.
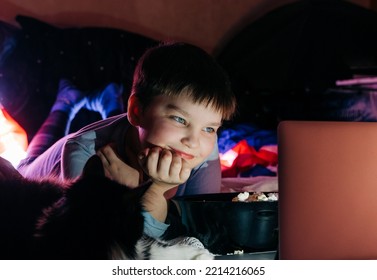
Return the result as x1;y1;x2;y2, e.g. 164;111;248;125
0;105;28;167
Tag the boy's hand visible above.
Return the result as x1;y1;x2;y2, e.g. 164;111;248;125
138;147;192;223
138;147;192;190
0;156;23;181
96;144;139;188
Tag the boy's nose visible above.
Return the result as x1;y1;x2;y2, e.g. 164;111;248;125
181;131;200;148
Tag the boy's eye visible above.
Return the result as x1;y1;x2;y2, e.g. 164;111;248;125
203;127;216;133
171;116;187;125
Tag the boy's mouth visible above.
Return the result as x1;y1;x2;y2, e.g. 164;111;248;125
146;143;195;160
169;148;195;160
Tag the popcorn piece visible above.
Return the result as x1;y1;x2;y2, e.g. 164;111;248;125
237;191;250;202
267;193;278;201
232;191;279;202
257;193;268;201
234;249;244;255
226;249;244;256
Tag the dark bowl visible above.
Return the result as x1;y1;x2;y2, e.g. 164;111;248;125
173;193;278;255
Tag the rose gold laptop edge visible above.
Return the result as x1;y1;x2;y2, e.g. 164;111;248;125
278;120;377;260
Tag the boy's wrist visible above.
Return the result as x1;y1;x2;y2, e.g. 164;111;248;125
149;180;179;192
142;182;171;223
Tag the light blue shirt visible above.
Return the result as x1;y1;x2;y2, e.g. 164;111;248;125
18;114;221;237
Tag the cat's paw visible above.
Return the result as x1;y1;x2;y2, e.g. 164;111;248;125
148;236;215;260
171;236;205;248
182;246;214;260
191;249;214;260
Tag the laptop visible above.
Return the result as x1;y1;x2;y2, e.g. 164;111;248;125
278;120;377;259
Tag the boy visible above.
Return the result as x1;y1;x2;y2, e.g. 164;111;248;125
17;42;236;238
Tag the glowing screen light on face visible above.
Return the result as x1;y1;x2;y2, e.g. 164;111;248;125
0;103;28;167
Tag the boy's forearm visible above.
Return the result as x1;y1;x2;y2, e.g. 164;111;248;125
142;182;171;223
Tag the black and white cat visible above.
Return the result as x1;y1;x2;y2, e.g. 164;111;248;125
0;156;213;260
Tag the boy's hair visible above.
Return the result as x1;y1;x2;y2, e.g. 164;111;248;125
131;41;236;120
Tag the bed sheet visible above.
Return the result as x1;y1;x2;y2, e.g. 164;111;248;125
221;176;278;193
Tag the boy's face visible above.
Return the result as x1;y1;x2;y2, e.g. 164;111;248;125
136;93;223;170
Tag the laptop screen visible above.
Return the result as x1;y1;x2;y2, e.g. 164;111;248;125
278;121;377;259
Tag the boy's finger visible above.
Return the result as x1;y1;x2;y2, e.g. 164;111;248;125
157;149;173;179
179;166;191;182
96;150;110;166
169;153;183;178
138;147;150;162
101;145;118;161
103;168;113;180
145;147;161;177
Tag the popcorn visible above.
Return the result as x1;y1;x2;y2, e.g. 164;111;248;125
234;249;244;255
226;249;244;255
257;193;268;201
232;191;278;202
267;193;278;201
236;191;250;202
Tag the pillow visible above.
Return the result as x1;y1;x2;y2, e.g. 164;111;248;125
0;15;157;140
0;20;19;65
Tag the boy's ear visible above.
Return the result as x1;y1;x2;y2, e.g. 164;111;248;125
127;94;142;126
82;155;105;179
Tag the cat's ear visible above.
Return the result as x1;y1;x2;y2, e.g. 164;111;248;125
82;155;106;179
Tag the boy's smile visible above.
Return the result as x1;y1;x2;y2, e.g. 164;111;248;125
135;93;223;169
168;147;194;160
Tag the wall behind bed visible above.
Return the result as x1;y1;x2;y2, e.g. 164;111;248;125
0;0;375;141
0;0;372;54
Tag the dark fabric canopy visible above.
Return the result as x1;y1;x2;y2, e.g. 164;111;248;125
0;16;157;140
217;0;377;127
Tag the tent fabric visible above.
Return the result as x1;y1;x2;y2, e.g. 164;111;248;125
217;0;377;127
0;15;157;140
